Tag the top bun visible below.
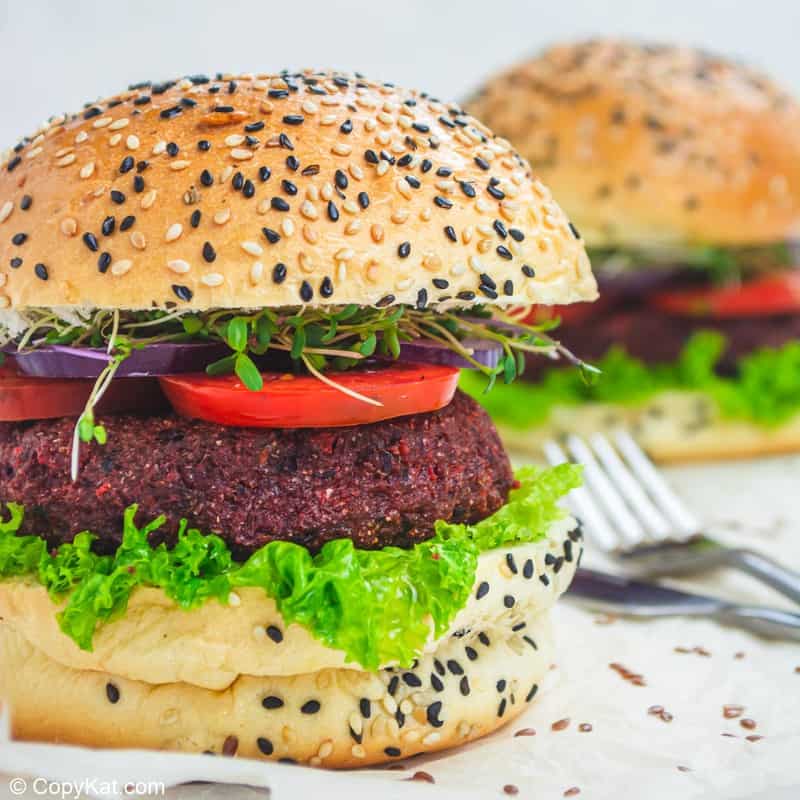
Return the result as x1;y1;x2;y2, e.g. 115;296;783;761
0;71;595;312
467;40;800;248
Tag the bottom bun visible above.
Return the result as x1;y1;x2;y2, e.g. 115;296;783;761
497;390;800;463
0;522;581;768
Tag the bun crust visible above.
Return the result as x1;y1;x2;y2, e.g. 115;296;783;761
467;41;800;248
0;72;595;312
491;389;800;462
0;525;581;766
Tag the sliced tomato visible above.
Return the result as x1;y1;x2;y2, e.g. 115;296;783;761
0;358;167;421
159;362;460;428
649;272;800;317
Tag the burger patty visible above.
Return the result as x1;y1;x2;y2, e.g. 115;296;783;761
0;390;512;559
527;308;800;380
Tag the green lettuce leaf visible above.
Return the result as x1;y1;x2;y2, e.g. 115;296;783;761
0;464;580;669
461;332;800;430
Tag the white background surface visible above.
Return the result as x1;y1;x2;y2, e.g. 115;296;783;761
2;0;800;150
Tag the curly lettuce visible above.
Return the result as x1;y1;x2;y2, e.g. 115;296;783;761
0;464;581;670
461;332;800;430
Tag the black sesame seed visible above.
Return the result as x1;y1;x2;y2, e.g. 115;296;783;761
259;166;272;182
503;595;515;609
544;553;556;566
412;122;430;133
525;684;539;702
119;156;134;174
553;557;565;574
327;201;339;222
189;210;201;228
202;242;216;263
405;175;420;189
364;149;379;165
82;232;99;252
434;196;452;209
301;164;319;177
110;190;126;205
339;119;353;135
387;675;400;695
522;265;535;278
272;262;287;283
200;169;213;187
459;181;476;198
479;284;498;300
257;737;273;756
420;158;432;173
357;191;369;209
434;659;446;676
11;233;27;246
457;290;476;301
498;698;507;718
232;172;244;191
160;105;182;120
333;169;348;190
446;660;463;676
278;133;294;150
512;622;526;632
477;581;490;601
503;279;514;296
523;559;534;579
133;175;145;193
568;222;581;239
523;636;538;650
282;115;304;126
6;156;21;172
397;154;412;168
384;747;401;757
133;95;151;106
120;215;135;232
281;179;297;196
268;89;288;99
271;197;290;212
465;646;478;661
398;241;411;258
300;280;313;302
172;284;193;302
479;632;490;646
395;708;406;728
403;672;422;688
539;574;550;587
262;696;284;710
34;263;49;281
263;228;280;244
266;625;283;643
98;252;111;273
245;121;265;133
136;160;149;173
83;106;102;119
487;184;505;200
278;758;296;764
301;700;320;714
497;246;513;262
228;80;237;94
496;679;507;693
101;216;115;236
479;273;497;291
359;698;371;718
166;142;179;157
286;155;299;172
506;553;518;574
105;683;120;704
416;288;428;310
20;195;32;211
427;702;444;728
10;258;22;268
431;673;444;692
376;294;395;308
459;676;470;696
320;276;334;298
198;139;211;151
509;228;524;242
432;278;449;290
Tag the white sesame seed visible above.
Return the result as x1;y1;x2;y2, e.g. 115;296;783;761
228;592;241;607
377;111;393;125
231;148;253;161
331;142;352;156
167;259;190;274
281;218;295;237
170;160;191;171
376;160;389;176
165;223;183;242
318;741;333;759
126;135;140;151
398;115;413;129
26;146;43;160
55;153;76;167
375;130;390;145
298;252;314;273
396;277;412;291
92;117;112;129
260;101;274;114
300;201;318;220
301;100;318;114
422;732;441;746
141;189;158;210
335;248;354;261
391;209;409;224
348;712;363;736
152;140;167;155
320;95;340;106
257;199;270;215
468;256;484;274
0;201;13;224
451;263;467;277
351;745;366;759
110;259;133;276
383;696;398;715
54;146;74;158
241;241;263;256
225;134;245;147
344;220;361;235
249;261;264;285
349;164;364;181
396;178;412;200
337;262;347;282
79;162;95;179
130;232;147;250
75;131;89;144
109;134;122;147
108;118;129;131
60;217;78;237
214;208;231;225
220;165;234;183
201;272;224;287
320;114;337;126
342;199;359;215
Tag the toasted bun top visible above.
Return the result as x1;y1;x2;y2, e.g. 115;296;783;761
467;40;800;248
0;71;595;312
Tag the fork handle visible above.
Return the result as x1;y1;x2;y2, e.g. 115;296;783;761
713;604;800;641
723;548;800;606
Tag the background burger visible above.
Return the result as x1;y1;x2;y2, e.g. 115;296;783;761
0;70;596;766
466;40;800;461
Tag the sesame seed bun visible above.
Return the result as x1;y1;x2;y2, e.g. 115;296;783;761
0;518;580;767
467;40;800;248
0;71;596;312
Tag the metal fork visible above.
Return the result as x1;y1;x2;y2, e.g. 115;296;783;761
544;429;800;605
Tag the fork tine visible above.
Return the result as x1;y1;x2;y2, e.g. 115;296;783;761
564;434;645;548
543;439;619;551
589;433;672;543
613;429;700;539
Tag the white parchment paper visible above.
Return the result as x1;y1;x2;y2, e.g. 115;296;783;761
1;454;799;799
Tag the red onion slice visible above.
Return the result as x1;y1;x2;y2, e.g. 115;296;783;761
398;337;502;369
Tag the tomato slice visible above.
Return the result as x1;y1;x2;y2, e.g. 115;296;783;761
0;357;167;421
160;363;460;428
649;272;800;317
